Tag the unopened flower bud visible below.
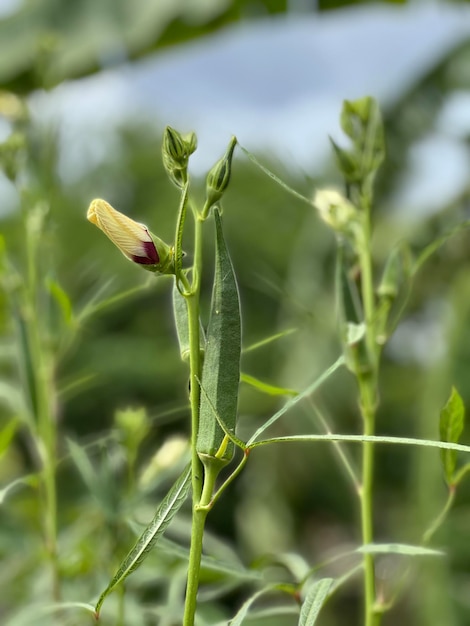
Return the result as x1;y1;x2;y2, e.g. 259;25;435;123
203;136;237;215
87;199;175;274
162;126;197;187
313;188;358;234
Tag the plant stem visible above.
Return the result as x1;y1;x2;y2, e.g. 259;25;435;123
25;220;61;602
359;380;376;626
183;213;206;626
357;207;378;626
183;461;218;626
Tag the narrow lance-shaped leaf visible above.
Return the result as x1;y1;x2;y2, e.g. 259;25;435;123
439;387;465;485
197;208;241;464
95;464;191;616
298;578;333;626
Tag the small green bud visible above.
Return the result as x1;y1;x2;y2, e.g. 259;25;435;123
115;406;150;451
162;126;197;188
203;136;237;215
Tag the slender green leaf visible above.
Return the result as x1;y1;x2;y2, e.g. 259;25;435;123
357;543;443;557
243;328;297;353
439;387;465;484
413;220;470;275
248;433;470;456
238;144;313;206
241;373;297;397
0;474;37;505
95;464;191;615
299;578;333;626
197;208;241;462
247;356;345;446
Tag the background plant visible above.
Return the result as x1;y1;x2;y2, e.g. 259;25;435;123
2;3;470;625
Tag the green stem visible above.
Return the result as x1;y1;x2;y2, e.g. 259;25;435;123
357;205;378;626
183;460;218;626
423;487;455;545
183;213;206;626
359;381;376;626
25;220;60;602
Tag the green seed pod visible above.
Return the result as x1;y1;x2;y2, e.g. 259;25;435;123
197;208;241;464
203;136;237;216
172;281;205;363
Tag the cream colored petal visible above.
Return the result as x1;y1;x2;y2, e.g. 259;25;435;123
87;199;153;260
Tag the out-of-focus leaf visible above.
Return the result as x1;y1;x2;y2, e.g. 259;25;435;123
439;387;465;485
0;0;232;92
241;372;297;397
298;578;333;626
45;277;73;326
0;417;18;458
95;464;191;616
357;543;443;557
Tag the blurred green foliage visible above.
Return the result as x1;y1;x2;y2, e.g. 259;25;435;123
1;1;470;625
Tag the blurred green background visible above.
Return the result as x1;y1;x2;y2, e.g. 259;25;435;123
2;0;470;624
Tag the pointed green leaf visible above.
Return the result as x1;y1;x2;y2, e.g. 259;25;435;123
238;144;313;206
197;208;241;463
247;356;345;446
413;220;470;276
241;373;297;397
95;464;191;615
439;387;465;484
243;328;297;353
299;578;333;626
